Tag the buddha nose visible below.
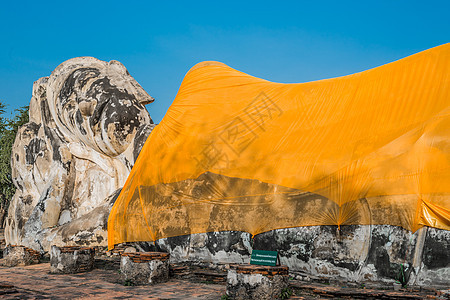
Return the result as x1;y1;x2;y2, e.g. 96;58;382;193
78;99;97;117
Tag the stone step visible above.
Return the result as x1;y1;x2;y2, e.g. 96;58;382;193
290;281;440;299
194;270;227;283
169;265;190;277
121;251;169;263
0;283;18;295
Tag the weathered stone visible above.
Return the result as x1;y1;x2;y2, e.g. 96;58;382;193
226;265;289;300
155;224;449;287
3;56;448;289
49;245;95;273
120;252;170;285
5;57;155;251
411;227;450;286
123;247;137;253
0;245;40;267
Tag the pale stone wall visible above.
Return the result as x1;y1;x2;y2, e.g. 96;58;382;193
5;57;155;251
154;225;449;287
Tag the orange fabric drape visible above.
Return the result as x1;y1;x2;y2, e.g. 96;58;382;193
108;44;450;250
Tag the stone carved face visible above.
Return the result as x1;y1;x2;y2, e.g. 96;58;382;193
5;57;155;250
48;58;153;157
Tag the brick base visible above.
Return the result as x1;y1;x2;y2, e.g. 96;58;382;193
1;245;40;267
50;245;95;274
226;264;289;300
120;252;170;285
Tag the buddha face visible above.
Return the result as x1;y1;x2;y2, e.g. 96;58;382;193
52;59;153;156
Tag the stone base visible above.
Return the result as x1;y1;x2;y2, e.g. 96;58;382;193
50;246;95;274
226;264;289;300
0;245;40;267
120;252;170;285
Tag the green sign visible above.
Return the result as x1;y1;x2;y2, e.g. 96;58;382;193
250;250;278;266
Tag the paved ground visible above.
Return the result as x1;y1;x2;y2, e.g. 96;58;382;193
0;260;447;299
0;263;226;299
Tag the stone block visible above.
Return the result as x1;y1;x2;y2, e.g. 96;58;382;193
0;245;40;267
120;252;170;285
50;245;95;274
226;264;289;300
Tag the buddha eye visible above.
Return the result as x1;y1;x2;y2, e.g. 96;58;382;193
65;102;75;111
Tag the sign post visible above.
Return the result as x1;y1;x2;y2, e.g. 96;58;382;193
250;250;279;266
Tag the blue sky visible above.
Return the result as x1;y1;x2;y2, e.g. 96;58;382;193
0;1;448;122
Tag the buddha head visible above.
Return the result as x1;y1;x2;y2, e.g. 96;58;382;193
46;57;154;157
